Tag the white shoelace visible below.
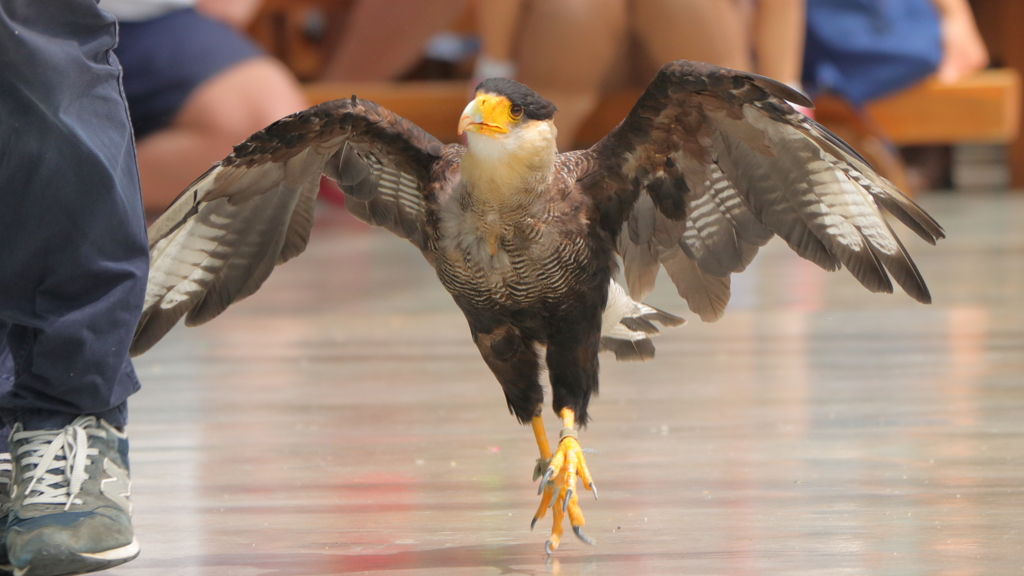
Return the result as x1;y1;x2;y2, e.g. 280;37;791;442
13;420;101;510
0;453;11;495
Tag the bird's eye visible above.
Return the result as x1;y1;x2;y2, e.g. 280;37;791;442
510;105;524;119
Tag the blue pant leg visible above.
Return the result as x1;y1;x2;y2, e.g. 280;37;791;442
0;0;149;431
0;320;11;444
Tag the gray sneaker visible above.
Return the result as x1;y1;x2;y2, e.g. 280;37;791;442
5;416;139;576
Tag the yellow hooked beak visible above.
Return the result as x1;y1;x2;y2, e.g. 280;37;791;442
458;93;515;137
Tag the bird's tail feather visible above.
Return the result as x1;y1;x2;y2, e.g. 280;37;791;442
600;280;685;361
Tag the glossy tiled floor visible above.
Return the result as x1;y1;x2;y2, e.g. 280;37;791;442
122;193;1023;575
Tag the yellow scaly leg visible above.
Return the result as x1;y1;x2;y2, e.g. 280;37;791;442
531;408;596;554
530;413;555;531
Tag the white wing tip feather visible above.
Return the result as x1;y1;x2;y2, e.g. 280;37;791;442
601;280;685;361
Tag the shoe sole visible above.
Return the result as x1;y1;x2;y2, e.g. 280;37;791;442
13;537;139;576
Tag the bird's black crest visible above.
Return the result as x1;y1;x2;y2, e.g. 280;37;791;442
475;77;557;121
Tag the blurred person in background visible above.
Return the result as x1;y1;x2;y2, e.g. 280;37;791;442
474;0;806;149
803;0;988;106
101;0;308;213
321;0;470;81
932;0;989;84
318;1;804;150
802;0;988;191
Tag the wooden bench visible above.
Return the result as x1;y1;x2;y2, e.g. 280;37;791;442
304;81;469;142
862;69;1020;145
304;69;1021;150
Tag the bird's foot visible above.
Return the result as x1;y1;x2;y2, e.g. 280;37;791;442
531;412;596;554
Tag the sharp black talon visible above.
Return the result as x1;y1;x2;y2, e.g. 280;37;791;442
530;515;538;530
538;468;554;495
563;488;573;512
573;525;596;546
590;482;598;500
545;540;554;556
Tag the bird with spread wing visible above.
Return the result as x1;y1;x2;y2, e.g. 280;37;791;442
131;60;944;553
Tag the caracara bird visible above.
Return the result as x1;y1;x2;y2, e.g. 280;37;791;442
131;61;944;553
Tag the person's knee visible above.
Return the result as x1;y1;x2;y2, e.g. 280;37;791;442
175;56;308;142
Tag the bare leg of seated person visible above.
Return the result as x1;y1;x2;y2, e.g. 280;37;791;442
630;0;753;75
515;0;755;150
136;57;308;213
516;0;628;150
751;0;806;87
321;0;469;81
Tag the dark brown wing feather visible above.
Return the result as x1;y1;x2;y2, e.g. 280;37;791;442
132;98;452;356
580;60;943;321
